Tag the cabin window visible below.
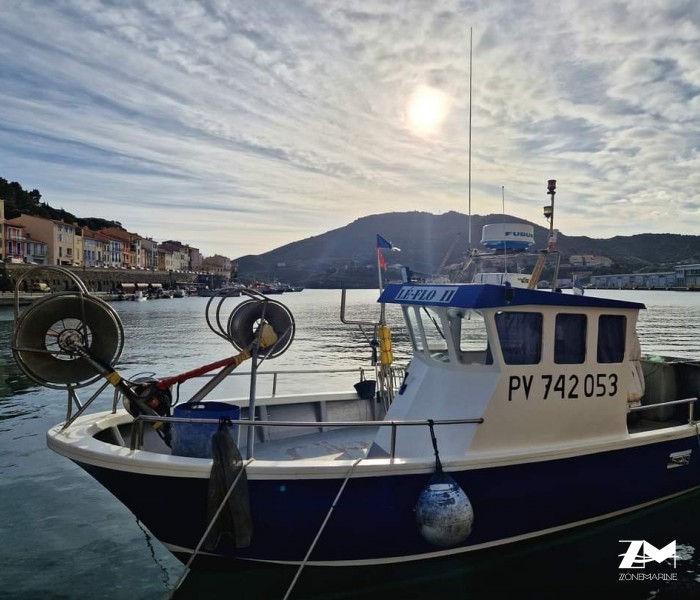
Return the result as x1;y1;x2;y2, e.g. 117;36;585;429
597;315;626;363
554;313;587;364
495;311;542;365
422;307;450;362
446;309;491;365
404;306;425;353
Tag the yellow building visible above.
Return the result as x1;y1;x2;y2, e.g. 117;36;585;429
202;254;232;280
9;214;78;265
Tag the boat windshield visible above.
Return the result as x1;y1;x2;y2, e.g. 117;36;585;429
450;309;490;365
404;306;491;365
422;307;449;362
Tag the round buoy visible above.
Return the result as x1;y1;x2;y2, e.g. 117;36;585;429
415;472;474;547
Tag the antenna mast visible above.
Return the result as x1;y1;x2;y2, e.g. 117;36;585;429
502;185;507;275
467;27;473;250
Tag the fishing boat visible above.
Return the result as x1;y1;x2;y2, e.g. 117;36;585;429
9;190;700;588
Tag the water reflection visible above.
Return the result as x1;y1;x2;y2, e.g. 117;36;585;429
0;320;41;432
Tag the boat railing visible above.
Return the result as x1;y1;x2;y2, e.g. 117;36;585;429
128;414;484;460
109;365;403;413
198;366;388;398
628;396;697;423
60;365;404;432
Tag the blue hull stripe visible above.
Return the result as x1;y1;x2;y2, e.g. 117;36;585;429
77;435;700;565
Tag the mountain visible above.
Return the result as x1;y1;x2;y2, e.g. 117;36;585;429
234;211;700;288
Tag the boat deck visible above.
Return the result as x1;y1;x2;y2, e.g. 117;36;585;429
119;422;379;461
241;425;378;461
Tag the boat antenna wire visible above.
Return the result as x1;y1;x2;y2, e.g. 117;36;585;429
467;26;473;251
502;185;507;275
169;458;255;598
283;458;363;600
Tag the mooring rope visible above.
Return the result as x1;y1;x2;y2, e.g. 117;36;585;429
169;457;254;598
427;419;444;474
282;458;363;600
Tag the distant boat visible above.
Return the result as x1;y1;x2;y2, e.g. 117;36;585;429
249;281;284;294
218;285;243;297
196;287;241;297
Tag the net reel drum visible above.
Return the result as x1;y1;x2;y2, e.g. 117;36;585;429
12;268;125;390
204;290;295;359
226;298;295;358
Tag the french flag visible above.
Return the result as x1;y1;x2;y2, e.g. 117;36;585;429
376;235;400;269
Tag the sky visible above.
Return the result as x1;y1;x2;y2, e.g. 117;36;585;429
1;0;700;258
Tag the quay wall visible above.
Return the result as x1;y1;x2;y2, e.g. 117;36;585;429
0;263;199;294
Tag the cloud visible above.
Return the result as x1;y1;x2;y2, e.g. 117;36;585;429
1;0;699;257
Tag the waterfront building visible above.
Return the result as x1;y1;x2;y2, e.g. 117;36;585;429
25;236;48;265
158;246;174;272
159;241;191;271
106;235;123;268
85;229;118;268
188;245;203;271
569;254;613;268
676;264;700;288
202;254;232;281
100;226;143;268
7;214;77;266
4;219;27;262
73;227;83;267
589;265;700;290
0;199;4;261
141;237;159;270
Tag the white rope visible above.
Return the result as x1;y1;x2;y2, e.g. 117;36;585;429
282;458;363;600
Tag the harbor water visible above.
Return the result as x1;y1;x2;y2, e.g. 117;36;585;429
1;289;700;599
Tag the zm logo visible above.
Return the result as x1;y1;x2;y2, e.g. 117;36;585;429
619;540;678;569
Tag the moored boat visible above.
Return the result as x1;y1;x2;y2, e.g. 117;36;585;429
9;193;700;586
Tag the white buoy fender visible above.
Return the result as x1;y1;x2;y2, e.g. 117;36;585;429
414;472;474;547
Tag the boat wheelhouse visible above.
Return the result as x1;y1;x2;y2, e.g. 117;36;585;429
371;283;648;458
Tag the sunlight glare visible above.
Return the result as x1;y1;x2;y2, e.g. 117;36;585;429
406;85;451;136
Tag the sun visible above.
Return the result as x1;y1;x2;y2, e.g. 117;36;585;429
406;85;451;136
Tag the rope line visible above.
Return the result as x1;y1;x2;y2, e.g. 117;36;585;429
428;419;443;473
169;458;254;597
283;458;362;600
